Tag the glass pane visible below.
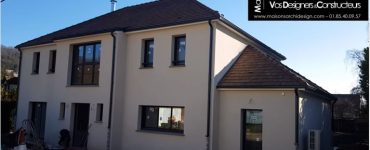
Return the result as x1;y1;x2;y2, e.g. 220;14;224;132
143;107;159;128
85;45;94;63
145;40;154;65
245;110;262;150
171;108;184;130
95;44;101;62
78;46;84;64
83;65;93;84
177;37;186;62
93;65;100;85
72;65;82;85
158;107;171;129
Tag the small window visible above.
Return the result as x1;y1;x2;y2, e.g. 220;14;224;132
32;52;40;74
142;39;154;68
48;50;57;73
141;106;184;133
96;103;103;122
172;36;186;66
59;103;65;120
71;42;101;85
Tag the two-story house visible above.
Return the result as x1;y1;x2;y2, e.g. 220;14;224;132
15;0;336;150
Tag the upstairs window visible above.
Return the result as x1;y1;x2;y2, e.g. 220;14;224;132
141;106;184;133
172;36;186;66
32;52;40;74
71;42;101;85
48;50;57;73
142;39;154;68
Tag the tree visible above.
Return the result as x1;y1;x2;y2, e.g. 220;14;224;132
348;47;369;116
359;47;369;114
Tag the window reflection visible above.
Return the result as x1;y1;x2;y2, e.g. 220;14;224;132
244;110;262;150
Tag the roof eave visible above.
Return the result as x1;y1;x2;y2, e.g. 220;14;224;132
218;17;286;61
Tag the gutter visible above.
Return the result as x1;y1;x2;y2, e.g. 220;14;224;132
107;31;117;150
294;88;299;148
206;20;214;149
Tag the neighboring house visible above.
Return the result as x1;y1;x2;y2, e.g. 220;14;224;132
15;0;336;150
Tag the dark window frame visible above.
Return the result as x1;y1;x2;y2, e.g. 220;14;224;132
141;105;184;133
59;102;65;120
71;42;101;85
96;103;103;122
48;50;57;73
172;35;186;66
32;52;40;74
142;39;154;68
241;109;263;150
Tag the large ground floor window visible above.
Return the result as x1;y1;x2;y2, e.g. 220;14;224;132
242;109;262;150
141;106;184;133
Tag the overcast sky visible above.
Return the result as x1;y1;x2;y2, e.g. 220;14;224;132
2;0;368;94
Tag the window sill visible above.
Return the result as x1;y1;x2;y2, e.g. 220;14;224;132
139;66;154;69
47;71;55;74
169;64;185;68
66;85;99;87
136;129;185;136
31;72;39;75
95;121;103;124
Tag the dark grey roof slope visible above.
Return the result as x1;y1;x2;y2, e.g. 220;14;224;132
16;0;219;48
218;46;336;100
15;0;286;61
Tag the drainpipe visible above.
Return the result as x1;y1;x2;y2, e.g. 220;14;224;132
331;99;337;131
294;88;299;149
107;31;117;150
15;49;23;129
206;20;214;150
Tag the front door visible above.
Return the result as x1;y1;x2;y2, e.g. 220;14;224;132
30;102;47;140
72;103;90;147
242;109;263;150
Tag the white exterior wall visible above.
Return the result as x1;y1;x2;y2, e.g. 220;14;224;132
113;23;211;150
17;34;113;150
210;22;248;150
298;92;332;150
213;23;247;83
217;89;296;150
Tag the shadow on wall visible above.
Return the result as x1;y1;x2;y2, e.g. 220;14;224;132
299;95;331;150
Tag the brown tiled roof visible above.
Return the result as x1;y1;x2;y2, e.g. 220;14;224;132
218;46;336;100
16;0;220;48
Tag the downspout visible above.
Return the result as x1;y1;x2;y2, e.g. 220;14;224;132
294;88;299;149
107;31;117;150
15;49;22;129
331;99;337;131
206;20;214;150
